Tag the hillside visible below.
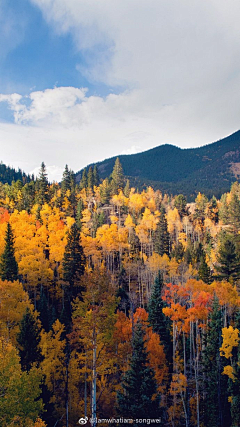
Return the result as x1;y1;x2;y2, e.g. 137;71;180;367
0;162;33;185
76;130;240;199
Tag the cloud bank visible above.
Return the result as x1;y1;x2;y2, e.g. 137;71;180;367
0;0;240;179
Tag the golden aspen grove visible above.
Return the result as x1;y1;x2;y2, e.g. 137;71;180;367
1;160;240;427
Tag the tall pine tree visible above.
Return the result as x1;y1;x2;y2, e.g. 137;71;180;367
0;222;18;281
154;207;170;256
36;161;49;206
202;297;230;427
215;237;240;282
117;322;160;425
62;222;85;326
148;271;172;362
111;157;124;194
17;307;42;372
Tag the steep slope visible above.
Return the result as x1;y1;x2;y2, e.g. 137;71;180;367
76;130;240;199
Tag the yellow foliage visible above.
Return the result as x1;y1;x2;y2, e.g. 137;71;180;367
222;365;236;381
220;326;239;359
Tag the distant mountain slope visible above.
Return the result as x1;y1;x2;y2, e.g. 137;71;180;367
0;162;33;185
76;130;240;199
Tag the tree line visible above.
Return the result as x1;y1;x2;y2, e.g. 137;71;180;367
1;159;240;426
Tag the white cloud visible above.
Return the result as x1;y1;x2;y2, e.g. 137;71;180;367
30;164;64;182
1;1;240;179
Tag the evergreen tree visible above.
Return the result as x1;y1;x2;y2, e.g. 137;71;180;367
228;193;240;233
219;193;229;224
87;166;94;190
228;309;240;426
198;255;212;284
80;168;87;189
202;297;230;427
117;322;160;424
174;194;188;218
0;222;18;281
100;178;111;204
154;207;170;256
63;222;85;326
124;179;130;197
63;222;85;289
111;157;124;194
38;288;50;331
215;237;240;282
61;164;71;194
207;196;219;224
171;242;184;262
148;271;172;360
36;161;49;205
76;197;84;228
93;165;99;187
17;307;42;371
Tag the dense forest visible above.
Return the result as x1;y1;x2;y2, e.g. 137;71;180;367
0;162;33;185
1;159;240;427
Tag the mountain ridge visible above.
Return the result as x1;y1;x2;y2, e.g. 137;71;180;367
76;130;240;199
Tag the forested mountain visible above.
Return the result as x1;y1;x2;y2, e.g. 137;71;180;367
76;130;240;199
2;160;240;426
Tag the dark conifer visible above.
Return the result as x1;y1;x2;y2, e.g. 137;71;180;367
87;166;94;190
215;237;240;282
117;322;160;424
61;165;71;194
63;222;85;324
17;307;42;371
63;222;85;288
93;165;99;187
80;168;87;189
228;309;240;426
38;288;50;331
76;198;84;228
100;178;111;204
111;157;124;193
124;179;130;197
198;255;212;284
154;207;170;256
0;222;18;281
148;271;172;360
174;194;188;218
228;193;240;233
202;297;230;427
36;161;49;205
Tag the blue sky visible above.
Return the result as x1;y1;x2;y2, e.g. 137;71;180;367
0;0;240;181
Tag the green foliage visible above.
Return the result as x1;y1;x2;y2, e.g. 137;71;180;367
0;161;33;185
0;222;18;282
38;289;50;332
202;297;230;427
198;255;212;284
117;322;160;424
76;130;240;199
110;157;125;193
63;222;85;325
17;307;42;372
93;164;99;187
0;337;43;426
228;193;240;233
87;165;94;190
174;194;188;218
154;207;170;256
215;237;240;282
35;162;49;206
148;271;172;360
63;223;85;287
80;167;87;189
